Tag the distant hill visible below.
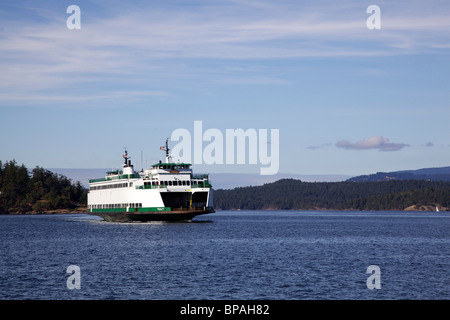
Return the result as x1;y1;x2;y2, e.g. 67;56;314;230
346;166;450;182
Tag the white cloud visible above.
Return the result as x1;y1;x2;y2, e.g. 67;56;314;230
336;136;409;152
1;1;450;106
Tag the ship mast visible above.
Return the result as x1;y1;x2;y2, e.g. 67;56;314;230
123;148;129;166
161;138;172;163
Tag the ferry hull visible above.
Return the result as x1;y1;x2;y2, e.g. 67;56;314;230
88;207;214;222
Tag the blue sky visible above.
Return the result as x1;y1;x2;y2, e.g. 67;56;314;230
1;0;449;177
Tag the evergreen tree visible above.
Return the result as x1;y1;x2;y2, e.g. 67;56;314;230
0;161;87;214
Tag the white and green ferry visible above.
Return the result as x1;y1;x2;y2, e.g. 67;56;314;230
87;140;214;222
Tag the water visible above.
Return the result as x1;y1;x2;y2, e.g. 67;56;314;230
0;210;449;300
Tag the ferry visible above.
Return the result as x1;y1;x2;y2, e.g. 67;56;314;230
87;140;214;222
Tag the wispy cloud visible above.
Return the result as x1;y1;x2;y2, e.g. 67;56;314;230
1;1;450;106
336;136;409;152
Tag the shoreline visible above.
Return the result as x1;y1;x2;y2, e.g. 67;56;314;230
3;206;87;215
2;206;447;215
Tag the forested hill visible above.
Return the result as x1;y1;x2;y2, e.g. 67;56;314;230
214;179;450;211
0;160;87;214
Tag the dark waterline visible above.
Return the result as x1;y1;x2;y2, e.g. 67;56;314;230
0;211;449;300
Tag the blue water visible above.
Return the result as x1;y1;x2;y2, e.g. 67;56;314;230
0;211;449;300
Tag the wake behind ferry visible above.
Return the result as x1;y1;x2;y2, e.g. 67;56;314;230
87;140;214;222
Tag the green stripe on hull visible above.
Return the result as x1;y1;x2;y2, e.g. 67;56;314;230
91;207;170;213
88;207;214;222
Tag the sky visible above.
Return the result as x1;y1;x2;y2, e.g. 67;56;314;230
1;0;449;178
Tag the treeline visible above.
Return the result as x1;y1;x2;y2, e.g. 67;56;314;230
214;179;450;211
0;160;87;214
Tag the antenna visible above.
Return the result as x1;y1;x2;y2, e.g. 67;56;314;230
165;137;170;159
123;147;128;165
160;138;172;163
